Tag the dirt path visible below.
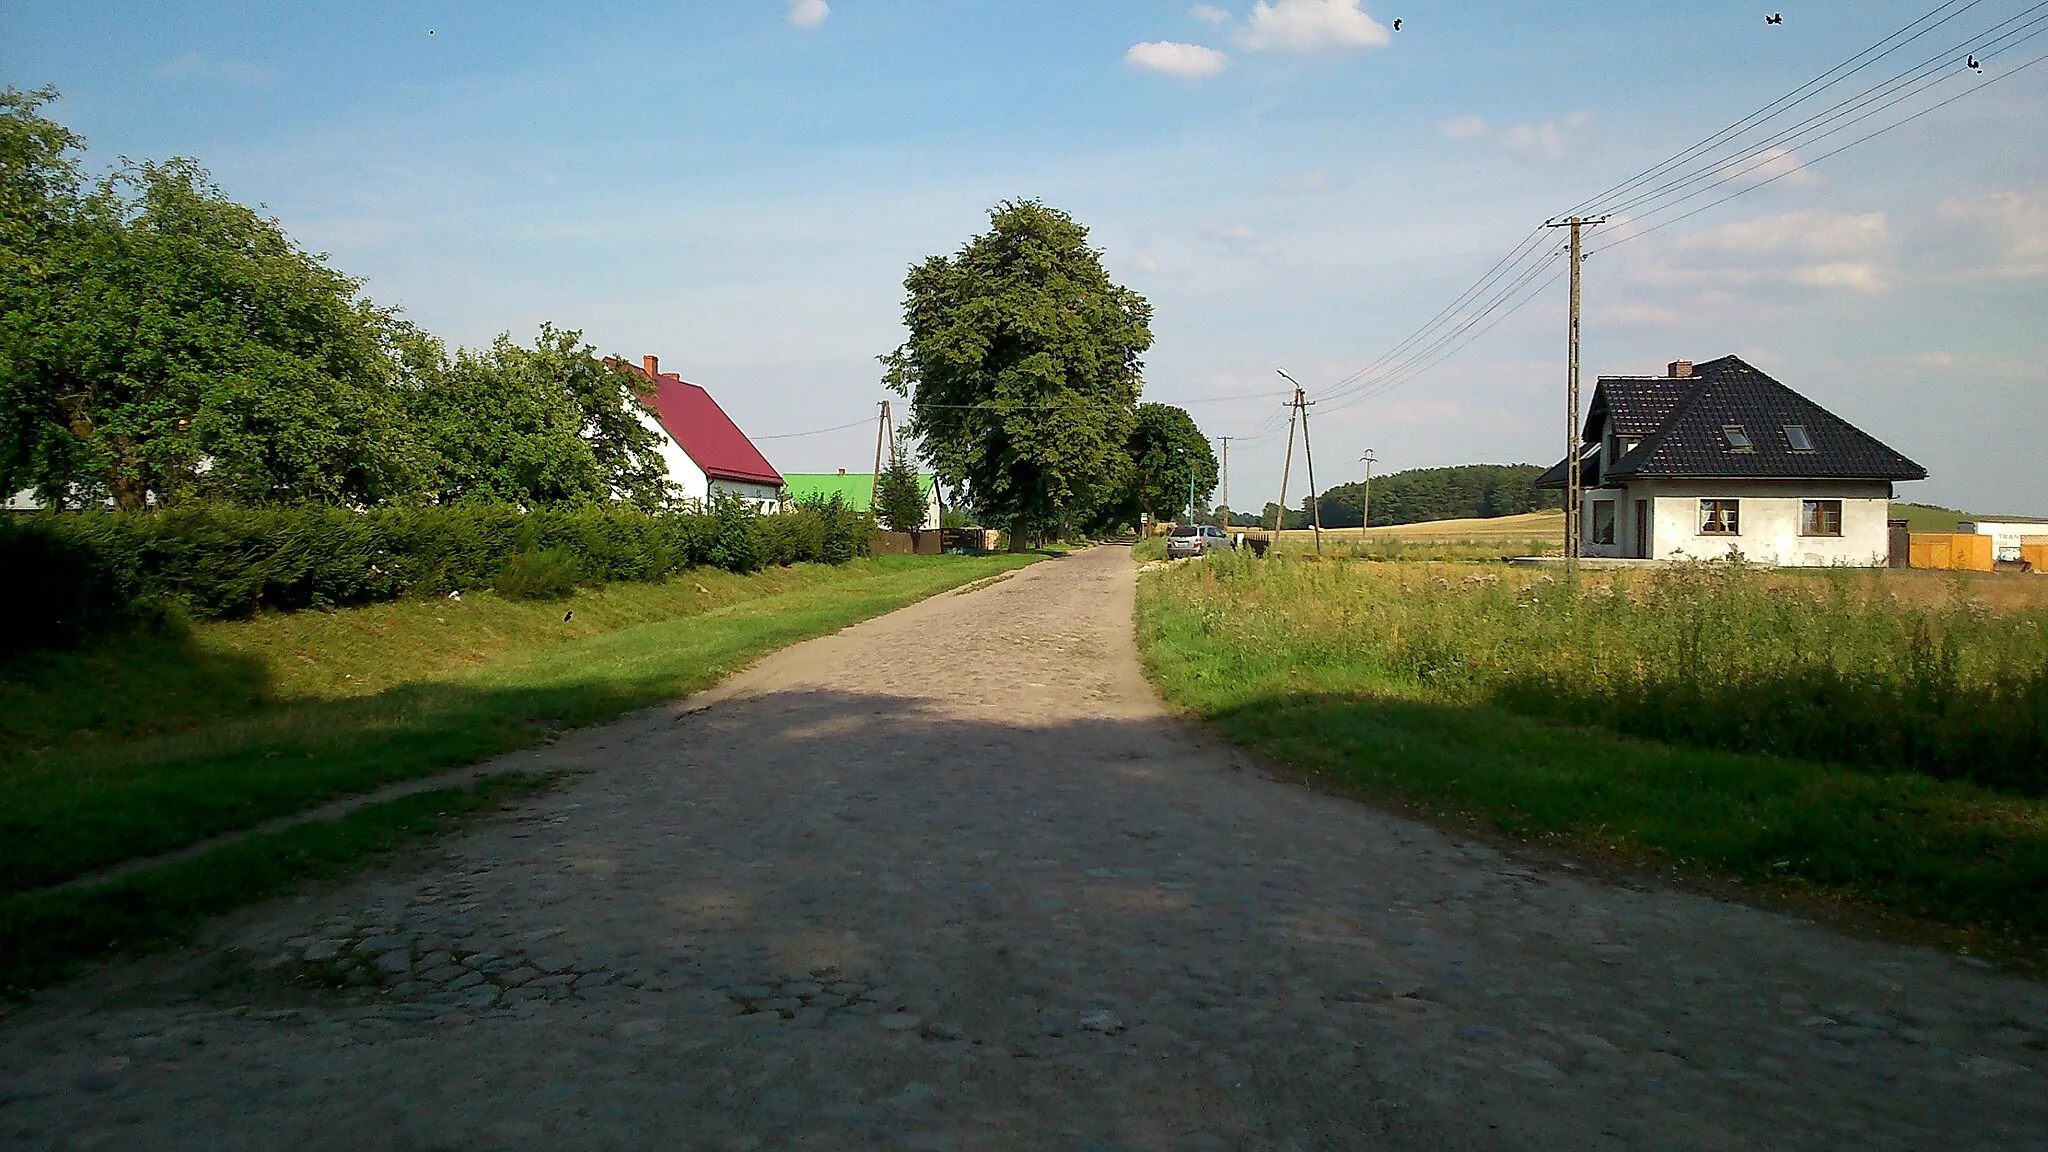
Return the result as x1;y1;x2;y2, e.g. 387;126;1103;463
3;545;2043;1150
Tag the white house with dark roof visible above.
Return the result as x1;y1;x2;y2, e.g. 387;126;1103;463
1537;355;1926;566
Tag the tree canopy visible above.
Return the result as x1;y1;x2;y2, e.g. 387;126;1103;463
0;88;668;512
1123;403;1217;524
883;200;1152;546
1310;463;1558;527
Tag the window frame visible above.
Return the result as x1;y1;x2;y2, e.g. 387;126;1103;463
1800;498;1843;537
1592;499;1617;545
1698;498;1741;536
1783;424;1815;452
1721;425;1754;453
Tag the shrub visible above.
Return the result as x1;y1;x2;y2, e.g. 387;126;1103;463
0;499;872;643
495;546;582;600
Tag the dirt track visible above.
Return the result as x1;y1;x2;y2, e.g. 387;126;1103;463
2;544;2044;1150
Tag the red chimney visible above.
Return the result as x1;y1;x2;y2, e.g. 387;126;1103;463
1668;360;1694;378
643;354;659;378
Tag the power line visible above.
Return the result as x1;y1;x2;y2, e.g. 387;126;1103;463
753;417;872;440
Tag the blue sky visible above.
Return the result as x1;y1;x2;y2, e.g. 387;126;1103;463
7;0;2045;513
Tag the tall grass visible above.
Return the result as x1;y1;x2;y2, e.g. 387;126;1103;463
1179;556;2048;794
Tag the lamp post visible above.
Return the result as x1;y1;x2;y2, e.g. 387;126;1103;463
1359;449;1376;533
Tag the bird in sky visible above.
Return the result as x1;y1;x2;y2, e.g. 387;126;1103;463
1968;54;1982;69
1766;13;1783;24
1392;18;1403;31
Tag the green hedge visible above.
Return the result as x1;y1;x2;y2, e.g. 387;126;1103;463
0;497;868;653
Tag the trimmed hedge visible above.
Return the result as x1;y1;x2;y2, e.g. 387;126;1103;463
0;497;868;653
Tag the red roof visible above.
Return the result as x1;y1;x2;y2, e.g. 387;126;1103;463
622;362;783;488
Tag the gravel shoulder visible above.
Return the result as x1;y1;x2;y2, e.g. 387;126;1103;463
1;544;2042;1150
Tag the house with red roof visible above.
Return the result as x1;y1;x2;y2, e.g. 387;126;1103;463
620;355;783;513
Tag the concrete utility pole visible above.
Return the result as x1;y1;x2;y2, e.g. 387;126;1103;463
1359;449;1376;534
1545;215;1605;571
1273;369;1321;556
1216;437;1231;529
869;400;893;511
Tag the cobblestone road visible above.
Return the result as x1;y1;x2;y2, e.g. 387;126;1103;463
3;545;2044;1150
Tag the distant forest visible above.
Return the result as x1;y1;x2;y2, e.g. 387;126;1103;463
1240;463;1559;529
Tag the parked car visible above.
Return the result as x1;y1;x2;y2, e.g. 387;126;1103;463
1166;524;1234;559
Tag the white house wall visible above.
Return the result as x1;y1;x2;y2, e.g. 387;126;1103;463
1582;479;1891;566
634;408;709;506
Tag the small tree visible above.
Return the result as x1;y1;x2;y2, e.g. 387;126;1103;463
874;440;928;532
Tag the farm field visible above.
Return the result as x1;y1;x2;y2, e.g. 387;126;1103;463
1138;552;2048;958
0;552;1035;990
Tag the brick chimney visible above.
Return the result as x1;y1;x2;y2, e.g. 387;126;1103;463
642;354;659;378
1668;360;1694;378
837;468;846;475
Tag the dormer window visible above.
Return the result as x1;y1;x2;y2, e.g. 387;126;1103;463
1721;425;1754;453
1784;424;1814;451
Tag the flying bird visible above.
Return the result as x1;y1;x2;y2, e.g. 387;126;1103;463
563;611;573;622
1766;13;1783;24
1968;54;1982;70
1392;18;1402;31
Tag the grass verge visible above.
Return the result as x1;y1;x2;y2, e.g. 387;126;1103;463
1138;558;2048;961
3;554;1036;893
0;773;552;995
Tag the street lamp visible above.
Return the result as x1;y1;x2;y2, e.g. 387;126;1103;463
1359;449;1376;533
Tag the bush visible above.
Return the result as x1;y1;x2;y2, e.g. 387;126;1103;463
0;500;870;639
495;547;582;600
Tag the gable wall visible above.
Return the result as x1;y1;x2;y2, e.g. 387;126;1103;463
635;408;709;505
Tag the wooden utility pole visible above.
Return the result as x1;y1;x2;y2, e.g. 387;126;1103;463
1545;216;1605;570
1274;390;1300;540
1299;391;1323;557
1359;449;1376;535
1216;437;1231;529
869;400;893;510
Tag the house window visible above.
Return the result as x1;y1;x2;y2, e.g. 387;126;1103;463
1699;499;1740;535
1721;425;1754;452
1592;500;1616;545
1784;424;1815;452
1801;499;1842;536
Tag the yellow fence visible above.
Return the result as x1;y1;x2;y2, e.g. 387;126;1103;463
1908;533;1995;571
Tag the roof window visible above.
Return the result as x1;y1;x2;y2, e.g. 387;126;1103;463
1784;424;1815;451
1721;425;1754;453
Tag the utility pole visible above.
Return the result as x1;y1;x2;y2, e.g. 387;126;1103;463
1545;215;1605;571
1216;437;1231;529
1299;390;1323;557
1359;449;1376;534
1273;383;1300;541
869;399;893;511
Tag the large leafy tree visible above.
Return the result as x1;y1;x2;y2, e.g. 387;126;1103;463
1124;402;1217;524
882;200;1152;547
1;89;423;508
402;325;673;509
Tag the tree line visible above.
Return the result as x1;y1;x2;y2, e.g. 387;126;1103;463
0;88;670;512
1249;464;1559;529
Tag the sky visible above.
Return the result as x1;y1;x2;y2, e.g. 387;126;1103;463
6;0;2045;515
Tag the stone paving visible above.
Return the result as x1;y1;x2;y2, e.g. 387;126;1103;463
2;544;2045;1150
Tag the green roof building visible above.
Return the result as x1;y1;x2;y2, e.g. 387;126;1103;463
783;470;942;530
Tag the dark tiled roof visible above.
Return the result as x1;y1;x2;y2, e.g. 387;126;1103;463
1585;376;1692;438
1539;355;1925;485
1533;443;1598;489
1609;356;1925;481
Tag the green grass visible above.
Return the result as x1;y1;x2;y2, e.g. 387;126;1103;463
0;773;553;995
1;553;1036;894
1138;557;2048;953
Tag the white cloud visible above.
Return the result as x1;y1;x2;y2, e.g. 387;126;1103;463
1236;0;1389;52
1126;41;1231;77
1276;170;1327;191
1133;252;1163;273
1190;4;1233;23
153;52;278;86
786;0;829;29
1792;263;1886;293
1911;350;1956;368
1933;190;2048;278
1499;112;1595;166
1627;209;1894;296
1433;115;1490;141
1731;146;1822;190
1210;220;1258;241
1677;209;1888;260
